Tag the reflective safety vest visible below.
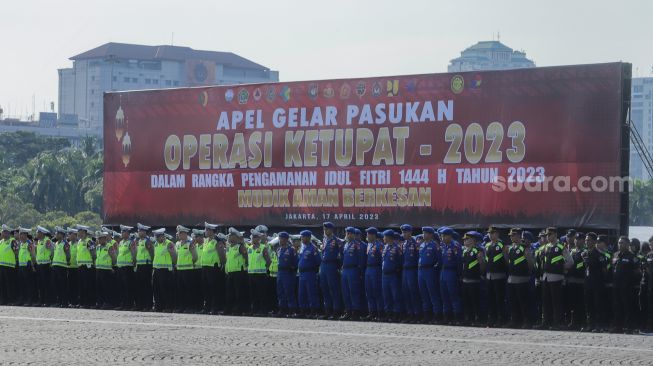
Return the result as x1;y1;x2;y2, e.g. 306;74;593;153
269;249;278;277
176;240;194;271
153;240;173;271
508;244;529;276
543;242;565;274
201;239;221;267
36;239;52;265
136;239;152;266
117;239;134;267
194;243;203;269
77;237;93;268
247;244;267;274
0;238;16;268
18;241;32;267
52;241;68;268
485;241;506;273
95;245;113;270
226;244;245;273
68;242;78;269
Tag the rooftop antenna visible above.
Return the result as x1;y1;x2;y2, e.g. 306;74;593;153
171;32;174;46
497;31;501;42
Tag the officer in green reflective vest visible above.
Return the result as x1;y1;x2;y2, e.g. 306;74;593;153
51;227;71;307
225;227;248;315
267;237;279;315
0;224;18;305
506;228;534;329
95;231;117;310
75;225;96;308
152;228;176;312
134;223;154;311
201;222;226;314
116;225;136;310
16;227;35;306
174;225;197;313
35;226;54;306
192;229;205;312
247;229;271;315
536;227;572;330
66;228;79;307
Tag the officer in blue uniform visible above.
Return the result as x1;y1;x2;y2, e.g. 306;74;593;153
439;226;463;324
418;226;442;324
401;224;421;322
319;222;342;320
341;227;365;320
276;232;298;318
354;228;368;317
363;227;384;321
297;230;321;318
382;230;402;322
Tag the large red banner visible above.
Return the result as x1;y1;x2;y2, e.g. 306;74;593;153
104;63;627;229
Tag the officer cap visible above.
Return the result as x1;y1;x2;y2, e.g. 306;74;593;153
585;232;598;240
597;234;608;243
463;231;482;241
566;228;577;236
546;227;558;235
382;229;395;237
300;230;312;237
164;233;174;240
204;222;218;231
322;222;335;229
120;225;133;232
96;230;110;238
192;229;205;236
137;223;151;231
422;226;435;235
176;225;190;233
228;227;244;237
152;228;166;236
393;231;403;240
37;226;51;235
508;227;522;236
365;227;378;236
345;227;356;234
18;227;32;234
438;226;455;236
1;224;11;232
255;225;269;234
486;226;499;234
54;226;66;234
250;229;264;238
538;230;547;238
522;231;534;242
278;231;290;239
216;233;228;241
66;228;78;234
75;224;90;232
400;224;413;232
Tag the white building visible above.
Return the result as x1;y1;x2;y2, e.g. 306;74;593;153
58;42;279;134
448;40;535;72
630;77;653;180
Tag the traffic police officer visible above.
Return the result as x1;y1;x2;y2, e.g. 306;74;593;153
485;226;508;327
276;232;298;317
116;225;136;310
134;223;154;311
297;230;321;317
0;224;18;305
192;229;205;311
363;227;384;321
401;224;420;322
16;228;35;306
439;227;462;324
506;228;534;328
319;222;342;320
34;226;53;306
461;231;485;326
341;227;365;320
417;226;441;324
95;231;117;309
66;228;79;307
225;227;248;315
201;223;226;314
174;225;196;313
51;227;70;307
382;229;402;322
75;225;95;308
152;228;176;312
247;229;271;315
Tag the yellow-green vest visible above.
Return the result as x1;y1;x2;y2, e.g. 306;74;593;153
136;238;152;266
68;242;78;269
176;240;194;271
18;241;32;267
225;244;246;273
153;240;173;271
269;249;278;277
95;245;113;270
52;240;68;268
117;239;134;267
76;237;93;268
201;239;221;267
194;242;203;269
35;239;52;265
0;238;16;268
247;244;267;274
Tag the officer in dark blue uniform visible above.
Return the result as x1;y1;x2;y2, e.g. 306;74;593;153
276;232;298;318
439;227;462;324
319;222;342;320
354;228;368;317
363;227;384;321
401;224;421;322
297;230;321;318
382;230;402;322
417;226;442;324
341;227;365;320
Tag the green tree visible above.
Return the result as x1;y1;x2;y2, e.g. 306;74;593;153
629;179;653;226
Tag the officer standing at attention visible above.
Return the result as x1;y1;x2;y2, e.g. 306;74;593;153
0;225;18;305
225;227;248;315
16;228;35;306
363;227;384;321
191;229;205;312
75;225;95;309
134;223;154;311
484;226;509;327
382;230;402;322
417;226;441;324
247;229;271;315
610;236;640;333
537;227;572;330
275;232;298;317
201;223;226;314
341;227;365;321
66;228;79;307
174;225;196;313
461;231;485;326
297;230;321;318
506;228;534;328
533;230;548;317
94;231;117;309
400;224;421;323
581;232;607;332
34;226;54;306
566;230;586;330
438;227;462;325
152;228;176;312
51;227;70;307
116;225;136;310
319;222;343;320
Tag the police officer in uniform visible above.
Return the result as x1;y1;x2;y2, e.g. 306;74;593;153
192;229;205;312
382;230;402;322
225;227;248;315
297;230;321;318
0;224;18;305
341;227;365;321
537;227;572;330
566;230;586;330
247;229;271;315
610;236;640;333
75;225;95;308
275;232;298;317
363;227;384;321
644;239;653;333
51;227;70;307
116;225;136;310
66;228;79;307
581;232;607;332
319;222;343;320
417;227;441;324
201;223;227;314
95;231;117;309
16;228;35;306
439;227;462;325
152;228;176;312
34;226;54;306
399;224;420;323
484;226;508;327
506;228;534;328
461;231;485;326
133;224;154;311
174;225;197;313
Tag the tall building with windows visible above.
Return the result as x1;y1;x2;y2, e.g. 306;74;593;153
448;40;535;72
630;77;653;180
58;42;279;134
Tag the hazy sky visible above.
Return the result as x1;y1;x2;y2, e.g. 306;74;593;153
1;0;652;118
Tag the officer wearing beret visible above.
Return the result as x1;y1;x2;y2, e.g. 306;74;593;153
461;231;485;326
417;226;442;324
401;224;421;323
382;230;402;322
438;226;463;325
341;227;365;321
319;222;343;320
275;232;298;317
297;230;321;318
363;227;384;321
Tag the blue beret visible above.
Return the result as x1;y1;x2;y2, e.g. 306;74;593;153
382;229;395;237
422;226;435;235
278;231;290;239
322;222;335;229
463;231;483;241
438;226;454;236
365;227;378;235
300;230;312;237
522;231;534;242
416;234;424;240
354;228;362;235
345;226;356;234
452;231;460;241
400;224;413;232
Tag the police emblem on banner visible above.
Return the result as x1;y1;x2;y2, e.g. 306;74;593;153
340;83;351;99
266;86;276;102
308;83;319;100
451;75;464;94
225;89;234;102
253;88;262;101
238;89;249;104
386;80;399;97
355;82;366;97
372;82;382;97
323;84;335;98
280;85;291;102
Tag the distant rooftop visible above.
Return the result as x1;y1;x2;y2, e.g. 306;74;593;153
464;41;513;51
71;42;269;70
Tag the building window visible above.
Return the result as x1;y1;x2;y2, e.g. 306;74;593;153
124;77;130;83
112;76;117;82
131;77;138;83
165;80;172;86
173;81;179;86
145;78;151;84
634;85;644;93
153;79;159;85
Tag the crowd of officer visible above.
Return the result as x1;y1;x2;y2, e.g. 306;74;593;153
0;221;651;335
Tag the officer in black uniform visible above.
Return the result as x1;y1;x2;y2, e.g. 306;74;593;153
643;240;653;333
610;236;640;333
484;226;508;327
536;227;572;330
581;232;607;332
461;231;485;326
506;228;534;328
566;230;586;330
